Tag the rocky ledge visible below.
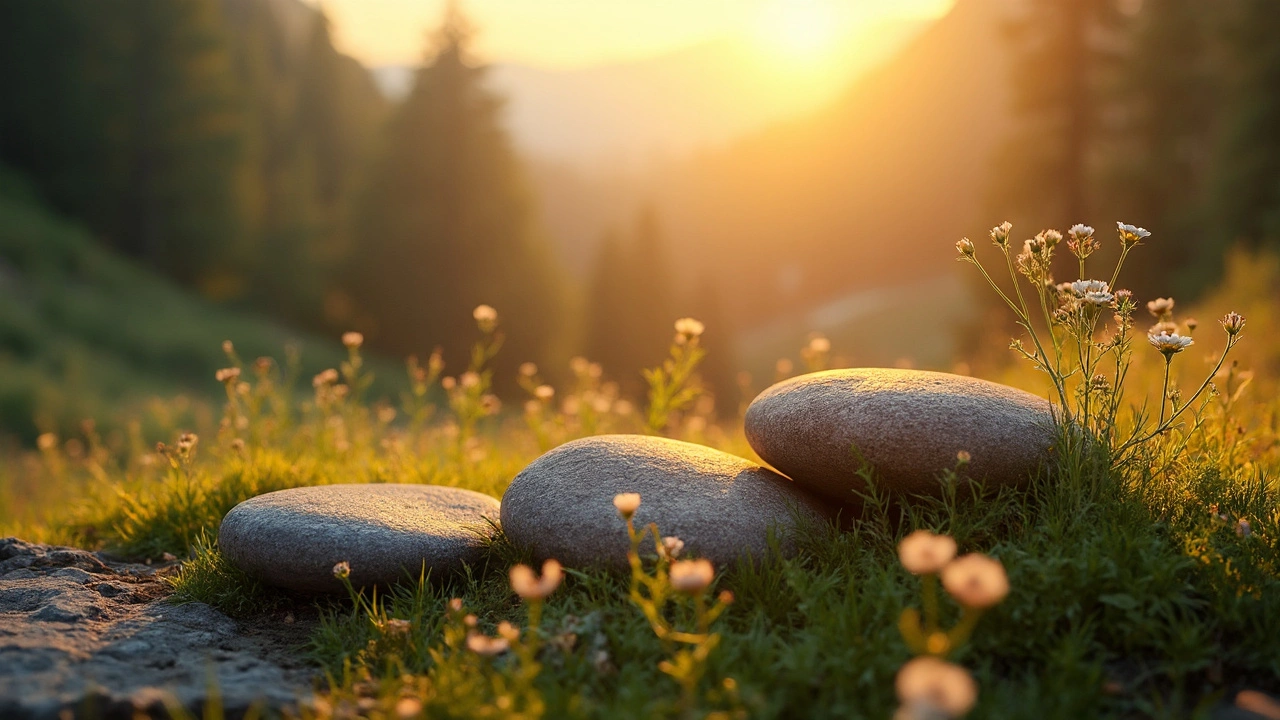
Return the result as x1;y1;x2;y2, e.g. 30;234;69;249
0;538;316;719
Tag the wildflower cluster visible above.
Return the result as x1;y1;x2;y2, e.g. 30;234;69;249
615;493;741;718
957;221;1245;461
894;530;1009;719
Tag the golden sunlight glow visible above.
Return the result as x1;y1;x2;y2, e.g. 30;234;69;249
754;0;841;65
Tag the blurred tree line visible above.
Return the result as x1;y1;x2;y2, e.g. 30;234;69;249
991;0;1280;300
0;1;734;404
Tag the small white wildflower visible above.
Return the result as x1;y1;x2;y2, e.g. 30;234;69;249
473;304;498;325
313;368;339;387
941;553;1009;608
1037;229;1063;248
1149;321;1179;337
898;530;958;575
669;558;715;594
534;384;555;400
460;371;481;389
895;656;978;718
1148;332;1194;357
808;336;831;354
1237;519;1252;538
342;331;363;349
1117;222;1151;248
1068;224;1094;240
1070;279;1110;296
471;308;498;335
955;237;975;257
674;317;705;344
1083;290;1115;307
332;561;351;580
613;492;641;520
215;367;241;384
509;559;563;600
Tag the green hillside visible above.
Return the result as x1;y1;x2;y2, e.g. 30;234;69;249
0;169;382;444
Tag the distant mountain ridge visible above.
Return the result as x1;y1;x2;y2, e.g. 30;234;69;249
654;0;1016;324
372;17;928;168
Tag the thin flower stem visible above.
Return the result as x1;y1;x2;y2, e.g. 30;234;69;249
1158;357;1171;426
1119;336;1239;454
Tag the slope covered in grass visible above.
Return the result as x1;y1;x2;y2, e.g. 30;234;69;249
0;169;376;445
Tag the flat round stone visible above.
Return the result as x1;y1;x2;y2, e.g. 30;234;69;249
500;435;828;570
219;484;500;593
745;369;1055;500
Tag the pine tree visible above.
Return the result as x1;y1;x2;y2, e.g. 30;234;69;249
347;5;562;371
0;0;246;289
584;230;633;380
582;206;678;394
1209;0;1280;251
1099;0;1221;296
987;0;1124;230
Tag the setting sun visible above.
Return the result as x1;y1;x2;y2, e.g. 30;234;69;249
754;0;841;64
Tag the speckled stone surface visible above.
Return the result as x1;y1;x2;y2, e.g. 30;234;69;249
745;369;1055;501
219;484;500;593
500;435;828;570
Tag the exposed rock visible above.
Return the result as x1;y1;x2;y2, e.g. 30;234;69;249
744;369;1055;501
0;538;316;719
500;435;828;570
219;484;501;593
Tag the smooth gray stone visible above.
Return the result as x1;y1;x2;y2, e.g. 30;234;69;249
745;369;1055;501
500;435;828;570
219;484;500;593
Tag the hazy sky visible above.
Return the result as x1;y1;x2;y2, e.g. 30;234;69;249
312;0;955;68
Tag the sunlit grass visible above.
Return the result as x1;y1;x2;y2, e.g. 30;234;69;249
1;255;1279;716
